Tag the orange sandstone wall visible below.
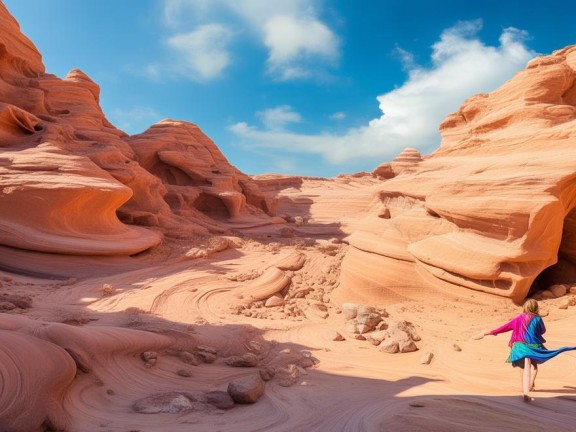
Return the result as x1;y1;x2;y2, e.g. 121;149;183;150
0;2;274;256
337;46;576;303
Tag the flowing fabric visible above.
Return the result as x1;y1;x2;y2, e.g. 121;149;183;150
489;312;576;367
508;342;576;366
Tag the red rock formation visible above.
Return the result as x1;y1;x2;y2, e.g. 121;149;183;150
372;147;422;179
0;2;275;256
336;45;576;304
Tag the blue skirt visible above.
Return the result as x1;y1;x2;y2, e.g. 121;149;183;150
507;342;576;368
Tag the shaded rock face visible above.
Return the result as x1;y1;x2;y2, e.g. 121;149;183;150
0;3;274;256
337;45;576;303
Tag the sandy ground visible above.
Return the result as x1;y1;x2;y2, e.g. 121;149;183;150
3;176;576;432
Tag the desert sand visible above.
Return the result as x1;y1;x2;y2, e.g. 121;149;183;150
2;2;576;431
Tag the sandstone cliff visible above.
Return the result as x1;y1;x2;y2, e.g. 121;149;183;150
335;46;576;303
0;2;275;257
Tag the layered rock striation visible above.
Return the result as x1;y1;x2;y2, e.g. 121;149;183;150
335;46;576;303
0;2;275;256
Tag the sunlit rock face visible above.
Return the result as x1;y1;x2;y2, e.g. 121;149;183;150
0;2;275;256
337;46;576;304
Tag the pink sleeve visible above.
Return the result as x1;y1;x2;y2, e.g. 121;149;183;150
489;315;518;335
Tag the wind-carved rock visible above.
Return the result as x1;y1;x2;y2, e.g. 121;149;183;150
337;45;576;303
0;2;277;257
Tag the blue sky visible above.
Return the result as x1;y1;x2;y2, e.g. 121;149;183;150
4;1;576;177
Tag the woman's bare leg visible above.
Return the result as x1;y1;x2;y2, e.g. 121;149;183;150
522;358;532;401
530;362;538;391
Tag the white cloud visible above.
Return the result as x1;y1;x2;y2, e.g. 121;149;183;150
257;105;302;130
159;0;339;81
230;21;537;167
330;112;346;121
166;24;233;81
110;106;162;134
263;15;339;80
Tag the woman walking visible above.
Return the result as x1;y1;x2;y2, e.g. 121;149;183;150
485;299;576;402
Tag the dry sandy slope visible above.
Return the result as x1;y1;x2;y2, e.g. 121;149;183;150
3;177;576;432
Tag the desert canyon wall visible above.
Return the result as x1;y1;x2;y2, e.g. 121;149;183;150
336;46;576;304
0;1;277;257
3;1;576;430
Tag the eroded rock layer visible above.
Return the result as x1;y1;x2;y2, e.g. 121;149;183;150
0;2;275;257
335;45;576;303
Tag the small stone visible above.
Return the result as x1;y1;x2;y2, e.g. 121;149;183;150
420;352;434;365
341;303;359;320
453;344;462;352
550;284;567;298
132;393;192;414
366;330;388;346
354;334;366;341
259;366;275;381
178;351;202;366
177;369;192;377
399;339;418;353
327;331;345;341
196;350;217;364
227;375;265;404
378;339;399;354
0;301;16;311
345;321;359;334
204;391;234;410
140;351;157;363
265;295;285;308
225;353;259;368
276;364;299;387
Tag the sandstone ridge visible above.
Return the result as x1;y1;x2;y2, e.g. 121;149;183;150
334;45;576;303
0;2;275;257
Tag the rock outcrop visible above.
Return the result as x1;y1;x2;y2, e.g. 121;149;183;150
336;45;576;303
0;2;275;257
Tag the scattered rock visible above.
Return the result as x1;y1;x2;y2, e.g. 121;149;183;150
327;330;345;341
0;301;16;311
420;352;434;365
453;344;462;352
224;353;259;367
133;393;192;414
99;283;115;296
0;294;31;309
276;364;300;387
341;303;359;320
308;302;329;319
265;295;285;308
550;284;567;298
177;369;192;377
259;366;275;381
378;339;399;354
399;339;418;353
196;346;218;363
355;312;382;334
378;208;391;219
227;375;265;404
178;351;202;366
204;391;234;410
140;351;157;368
366;330;388;346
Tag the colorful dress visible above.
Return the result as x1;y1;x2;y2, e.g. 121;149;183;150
489;313;576;367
